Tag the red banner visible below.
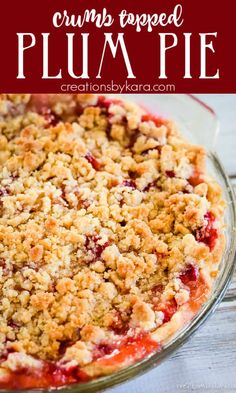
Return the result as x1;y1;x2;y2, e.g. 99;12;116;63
0;0;235;93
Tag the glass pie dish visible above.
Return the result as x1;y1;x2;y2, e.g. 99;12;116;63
1;94;236;393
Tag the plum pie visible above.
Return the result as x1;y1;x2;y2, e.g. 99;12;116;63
0;94;225;389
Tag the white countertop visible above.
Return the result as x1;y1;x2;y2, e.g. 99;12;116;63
110;94;236;393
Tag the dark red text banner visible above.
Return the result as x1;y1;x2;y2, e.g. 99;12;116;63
0;0;235;93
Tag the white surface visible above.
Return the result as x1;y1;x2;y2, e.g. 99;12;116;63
198;95;236;176
110;95;236;393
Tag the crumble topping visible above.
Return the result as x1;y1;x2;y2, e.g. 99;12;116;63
0;94;225;388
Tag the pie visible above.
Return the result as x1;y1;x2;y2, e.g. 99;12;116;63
0;94;225;389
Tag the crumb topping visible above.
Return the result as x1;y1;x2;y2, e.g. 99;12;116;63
0;94;225;386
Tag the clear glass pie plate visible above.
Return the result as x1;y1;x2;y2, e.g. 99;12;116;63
2;94;236;393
